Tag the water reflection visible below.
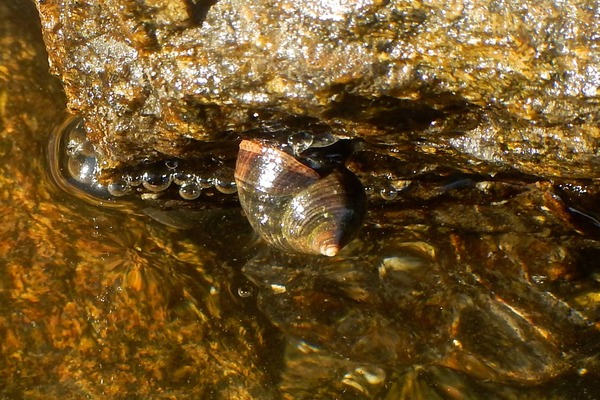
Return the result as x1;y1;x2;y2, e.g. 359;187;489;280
2;0;600;399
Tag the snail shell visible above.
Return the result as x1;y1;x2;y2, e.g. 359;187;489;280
234;140;366;256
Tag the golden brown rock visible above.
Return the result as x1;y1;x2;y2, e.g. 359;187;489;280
34;0;599;178
0;2;276;398
4;0;600;398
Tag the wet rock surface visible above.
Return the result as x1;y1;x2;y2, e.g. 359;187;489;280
2;0;599;398
243;179;600;397
0;2;277;398
35;0;599;178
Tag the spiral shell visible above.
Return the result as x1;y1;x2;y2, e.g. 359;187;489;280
234;140;366;256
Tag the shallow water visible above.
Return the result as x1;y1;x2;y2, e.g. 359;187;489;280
1;1;600;399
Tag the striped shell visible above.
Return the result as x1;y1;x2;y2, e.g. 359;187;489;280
234;140;366;256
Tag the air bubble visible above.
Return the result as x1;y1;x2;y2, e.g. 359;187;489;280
288;131;314;156
197;176;214;189
65;120;95;157
142;170;171;192
179;180;202;200
107;178;131;197
67;155;99;185
165;160;179;170
172;171;192;186
47;115;118;205
380;185;398;201
311;133;339;148
237;284;254;298
215;179;237;194
126;172;143;187
214;169;237;194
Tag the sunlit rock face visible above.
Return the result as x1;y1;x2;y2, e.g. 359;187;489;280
35;0;599;178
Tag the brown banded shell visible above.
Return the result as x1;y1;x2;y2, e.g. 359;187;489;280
235;140;366;256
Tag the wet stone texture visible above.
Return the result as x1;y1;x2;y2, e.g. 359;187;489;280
35;0;599;179
4;0;599;398
243;179;600;398
0;2;277;399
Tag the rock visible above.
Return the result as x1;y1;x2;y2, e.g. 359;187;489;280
0;2;277;398
35;0;599;178
3;1;600;397
242;179;600;391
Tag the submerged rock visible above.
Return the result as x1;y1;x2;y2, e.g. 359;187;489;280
35;0;599;178
243;179;600;396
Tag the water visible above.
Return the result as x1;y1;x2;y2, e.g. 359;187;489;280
1;1;600;399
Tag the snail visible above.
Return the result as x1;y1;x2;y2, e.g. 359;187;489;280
234;139;366;256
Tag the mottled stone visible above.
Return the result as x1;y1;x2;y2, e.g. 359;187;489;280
3;1;600;398
243;179;600;395
0;2;277;398
35;0;599;178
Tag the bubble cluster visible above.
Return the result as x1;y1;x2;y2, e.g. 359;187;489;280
285;131;410;203
123;165;238;200
284;131;348;172
48;116;239;204
51;116;403;206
